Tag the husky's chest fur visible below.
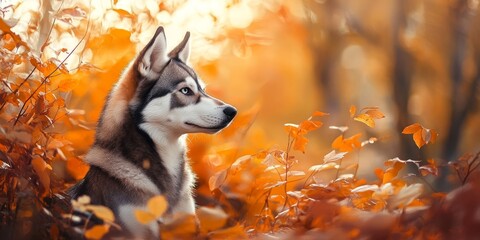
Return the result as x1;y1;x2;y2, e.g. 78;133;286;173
69;27;236;238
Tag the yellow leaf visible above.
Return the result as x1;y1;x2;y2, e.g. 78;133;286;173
134;209;156;224
354;113;375;128
85;205;115;223
147;195;168;218
365;109;385;119
197;207;228;233
349;105;356;118
84;224;110;240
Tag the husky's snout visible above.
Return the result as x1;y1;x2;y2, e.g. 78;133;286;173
223;106;237;120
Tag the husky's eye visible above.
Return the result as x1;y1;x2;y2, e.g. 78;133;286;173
180;87;193;95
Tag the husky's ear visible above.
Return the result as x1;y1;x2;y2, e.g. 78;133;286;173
168;31;190;63
138;27;169;79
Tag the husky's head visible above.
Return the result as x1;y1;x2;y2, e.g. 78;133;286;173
129;27;237;137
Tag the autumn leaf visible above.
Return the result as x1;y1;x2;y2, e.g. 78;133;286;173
354;113;375;128
31;157;52;197
85;205;115;223
293;134;309;153
134;210;157;224
308;162;339;172
352;106;385;128
209;169;228;191
323;150;348;163
147;195;168;217
402;123;422;134
332;133;362;152
197;207;228;233
419;159;438;176
84;225;110;240
134;195;168;224
402;123;438;148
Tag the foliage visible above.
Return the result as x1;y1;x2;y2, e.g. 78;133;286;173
1;0;480;239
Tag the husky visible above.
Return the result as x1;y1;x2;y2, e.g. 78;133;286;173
68;27;237;238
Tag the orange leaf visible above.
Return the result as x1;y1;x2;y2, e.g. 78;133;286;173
31;157;52;196
402;123;422;134
134;209;156;224
312;111;329;117
85;205;115;223
354;113;375;128
284;123;299;137
419;159;438;176
59;78;79;92
67;156;89;180
349;105;356;118
84;225;110;239
197;207;228;233
365;109;385;119
383;161;404;184
413;130;425;148
299;120;322;132
147;195;168;218
209;169;227;191
293;134;309;153
331;135;344;150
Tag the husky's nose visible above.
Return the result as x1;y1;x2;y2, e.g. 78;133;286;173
223;106;237;119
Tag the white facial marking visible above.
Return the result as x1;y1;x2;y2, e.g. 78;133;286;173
184;76;198;94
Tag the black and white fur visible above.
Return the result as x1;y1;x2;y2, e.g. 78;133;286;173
69;27;237;238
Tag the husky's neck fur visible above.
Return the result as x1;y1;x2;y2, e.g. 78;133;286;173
84;61;189;205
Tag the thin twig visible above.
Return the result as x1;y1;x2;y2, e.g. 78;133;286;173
13;7;91;127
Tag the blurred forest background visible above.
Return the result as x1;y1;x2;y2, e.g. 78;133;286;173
1;0;480;238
